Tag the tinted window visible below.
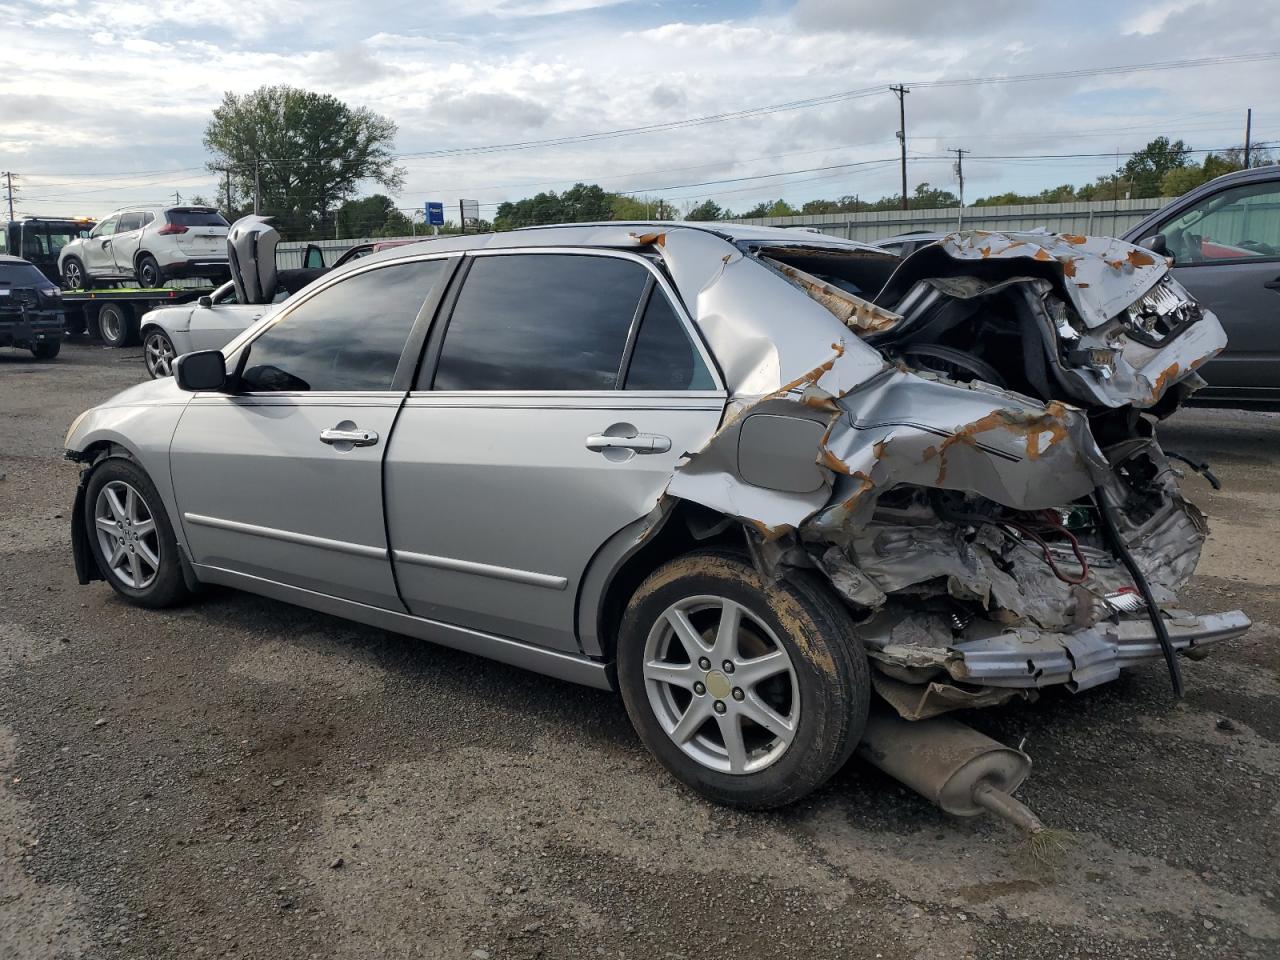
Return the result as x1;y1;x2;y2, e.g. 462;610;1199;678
117;212;143;232
432;254;649;391
1160;182;1280;262
142;212;155;227
625;291;715;390
0;263;48;285
169;209;228;227
241;259;447;392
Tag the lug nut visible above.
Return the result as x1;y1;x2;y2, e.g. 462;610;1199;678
693;681;706;696
713;701;726;714
732;688;745;701
698;657;711;671
722;660;735;674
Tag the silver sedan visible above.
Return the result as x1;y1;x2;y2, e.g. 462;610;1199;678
66;221;1248;809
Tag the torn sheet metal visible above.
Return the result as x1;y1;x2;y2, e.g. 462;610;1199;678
227;215;279;306
870;672;1035;721
860;607;1251;693
887;230;1170;329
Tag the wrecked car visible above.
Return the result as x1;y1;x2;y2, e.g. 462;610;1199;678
64;219;1248;813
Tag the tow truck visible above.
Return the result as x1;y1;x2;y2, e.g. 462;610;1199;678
1;215;214;346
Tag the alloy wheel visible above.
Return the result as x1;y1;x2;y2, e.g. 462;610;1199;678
65;261;83;289
144;332;176;378
642;595;800;775
93;480;161;589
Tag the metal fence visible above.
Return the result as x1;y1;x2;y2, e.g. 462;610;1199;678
731;197;1177;242
274;198;1183;263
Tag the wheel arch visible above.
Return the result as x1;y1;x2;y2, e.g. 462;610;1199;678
578;498;746;663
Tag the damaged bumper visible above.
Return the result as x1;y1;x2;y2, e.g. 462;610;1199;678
864;608;1251;693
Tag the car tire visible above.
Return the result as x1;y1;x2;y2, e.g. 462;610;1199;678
62;256;91;290
31;340;61;360
96;303;135;348
84;458;190;609
142;328;176;379
617;548;870;809
137;253;164;289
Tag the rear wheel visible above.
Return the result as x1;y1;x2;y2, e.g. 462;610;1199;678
136;253;164;288
617;549;870;809
142;328;176;378
31;340;61;360
62;257;90;290
96;303;135;348
84;458;189;608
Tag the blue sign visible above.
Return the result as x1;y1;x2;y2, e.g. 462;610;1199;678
425;201;444;226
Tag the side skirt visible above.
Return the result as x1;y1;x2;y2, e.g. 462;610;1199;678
191;563;615;691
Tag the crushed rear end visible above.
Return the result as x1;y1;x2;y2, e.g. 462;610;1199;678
660;227;1248;720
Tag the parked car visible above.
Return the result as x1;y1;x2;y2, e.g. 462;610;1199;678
138;234;427;378
58;205;230;290
66;221;1247;809
0;255;64;358
1123;165;1280;406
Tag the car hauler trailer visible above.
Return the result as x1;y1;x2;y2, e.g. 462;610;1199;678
61;286;213;347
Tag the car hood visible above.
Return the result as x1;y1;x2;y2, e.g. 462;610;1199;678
96;375;188;409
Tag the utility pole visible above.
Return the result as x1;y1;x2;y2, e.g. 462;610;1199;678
1244;108;1253;169
253;158;262;215
173;190;182;205
890;85;910;211
224;168;233;214
948;147;969;228
3;171;14;221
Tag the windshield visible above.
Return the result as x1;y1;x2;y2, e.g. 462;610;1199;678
0;262;50;285
168;209;229;228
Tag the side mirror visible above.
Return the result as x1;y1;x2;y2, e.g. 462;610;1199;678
174;350;227;392
1138;234;1170;258
197;295;213;308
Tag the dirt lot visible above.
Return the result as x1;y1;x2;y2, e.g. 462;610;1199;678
2;339;1278;960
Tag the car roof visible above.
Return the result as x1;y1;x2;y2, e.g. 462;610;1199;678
0;254;37;264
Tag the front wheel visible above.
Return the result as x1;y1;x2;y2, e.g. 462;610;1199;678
62;257;90;290
618;549;869;809
84;458;189;608
142;328;176;378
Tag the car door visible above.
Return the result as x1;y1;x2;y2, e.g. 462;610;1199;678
186;282;276;352
383;250;726;654
111;212;145;277
1150;179;1280;396
170;255;455;609
84;217;119;274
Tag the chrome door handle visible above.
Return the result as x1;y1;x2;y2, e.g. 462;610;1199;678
319;427;379;447
585;433;671;454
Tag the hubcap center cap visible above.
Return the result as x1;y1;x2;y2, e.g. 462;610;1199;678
705;670;732;700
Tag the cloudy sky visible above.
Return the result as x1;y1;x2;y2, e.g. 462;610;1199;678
2;0;1277;221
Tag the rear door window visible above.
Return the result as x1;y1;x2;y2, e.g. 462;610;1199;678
624;289;715;390
429;253;650;391
240;259;448;392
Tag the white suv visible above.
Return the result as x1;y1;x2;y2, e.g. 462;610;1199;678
58;205;230;290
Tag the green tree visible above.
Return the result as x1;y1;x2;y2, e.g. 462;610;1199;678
1120;136;1192;198
336;194;404;238
204;85;405;240
684;199;727;221
611;194;676;220
740;199;798;218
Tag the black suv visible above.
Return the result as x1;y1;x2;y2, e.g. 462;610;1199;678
0;256;64;359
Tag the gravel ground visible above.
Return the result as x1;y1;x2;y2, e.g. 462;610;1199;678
2;339;1278;960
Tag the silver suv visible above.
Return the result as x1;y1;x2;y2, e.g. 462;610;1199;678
58;204;229;290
